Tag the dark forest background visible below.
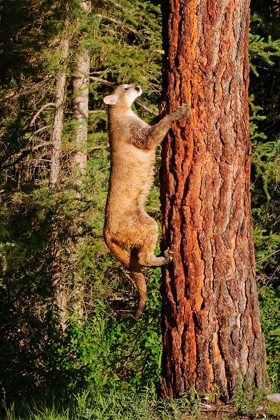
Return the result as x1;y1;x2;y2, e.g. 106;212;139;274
0;0;279;418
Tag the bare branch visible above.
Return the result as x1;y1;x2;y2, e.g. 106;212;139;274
1;126;52;169
135;101;158;116
1;75;54;104
94;14;139;35
88;145;109;152
32;141;54;151
29;125;51;141
89;76;114;86
90;69;120;75
30;103;56;126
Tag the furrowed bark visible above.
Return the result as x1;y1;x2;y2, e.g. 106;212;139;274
160;0;267;401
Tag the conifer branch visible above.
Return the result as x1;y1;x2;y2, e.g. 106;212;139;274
94;14;139;35
257;249;280;263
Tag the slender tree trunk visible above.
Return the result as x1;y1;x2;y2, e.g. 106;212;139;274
49;0;70;187
160;0;267;401
65;1;91;320
49;38;69;187
71;1;91;179
49;4;71;326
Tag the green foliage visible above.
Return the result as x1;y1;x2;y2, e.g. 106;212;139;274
249;3;280;394
259;285;280;389
251;137;280;201
0;143;164;401
249;13;280;77
46;267;162;394
4;386;280;419
1;385;200;420
232;386;280;418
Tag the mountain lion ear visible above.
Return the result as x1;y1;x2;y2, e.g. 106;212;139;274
103;95;117;105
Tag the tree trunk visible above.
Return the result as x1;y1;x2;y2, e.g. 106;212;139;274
49;37;69;187
72;50;89;175
71;1;91;179
160;0;267;401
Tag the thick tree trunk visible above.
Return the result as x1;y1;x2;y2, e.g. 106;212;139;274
71;1;91;178
49;38;69;187
160;0;267;401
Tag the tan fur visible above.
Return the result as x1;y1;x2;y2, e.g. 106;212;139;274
103;83;190;317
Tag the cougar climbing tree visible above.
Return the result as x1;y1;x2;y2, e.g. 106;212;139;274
160;0;268;401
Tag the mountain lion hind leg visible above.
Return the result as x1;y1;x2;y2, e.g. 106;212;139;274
135;219;173;267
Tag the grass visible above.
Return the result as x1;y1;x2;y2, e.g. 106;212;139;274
2;386;280;420
2;386;181;420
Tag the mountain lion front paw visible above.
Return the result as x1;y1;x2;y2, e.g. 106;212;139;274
171;103;190;121
164;248;174;264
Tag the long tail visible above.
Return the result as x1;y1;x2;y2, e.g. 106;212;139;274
105;234;146;318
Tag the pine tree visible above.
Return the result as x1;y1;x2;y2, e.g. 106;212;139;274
160;0;267;400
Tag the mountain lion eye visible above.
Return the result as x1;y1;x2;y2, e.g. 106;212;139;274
124;87;129;91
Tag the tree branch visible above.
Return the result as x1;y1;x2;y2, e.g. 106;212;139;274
1;126;52;169
89;76;114;86
88;145;109;152
1;75;54;104
135;101;158;116
29;125;51;141
94;14;139;35
30;103;56;126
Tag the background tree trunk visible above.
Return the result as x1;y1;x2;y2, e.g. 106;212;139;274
49;38;69;187
72;50;89;176
49;1;70;187
160;0;267;401
71;1;91;180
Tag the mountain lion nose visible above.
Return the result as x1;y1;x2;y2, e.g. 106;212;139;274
135;85;141;92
